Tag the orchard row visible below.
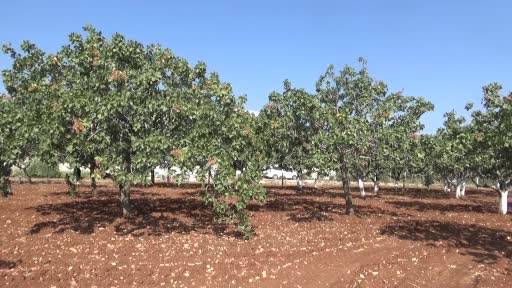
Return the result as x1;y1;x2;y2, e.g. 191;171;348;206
1;26;510;238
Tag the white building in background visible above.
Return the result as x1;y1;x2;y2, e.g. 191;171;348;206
310;170;337;180
153;166;201;182
58;163;73;174
58;163;90;174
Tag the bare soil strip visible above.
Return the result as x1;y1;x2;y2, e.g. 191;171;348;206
1;183;511;287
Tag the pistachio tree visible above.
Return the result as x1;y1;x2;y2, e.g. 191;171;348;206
0;95;15;197
75;30;200;217
364;92;398;194
203;107;266;238
183;72;267;238
3;26;204;216
315;58;433;213
47;26;194;197
362;90;426;195
417;134;441;190
46;28;108;196
1;42;56;183
472;83;512;214
434;112;474;198
258;80;323;189
315;58;389;214
2;26;269;235
386;94;434;190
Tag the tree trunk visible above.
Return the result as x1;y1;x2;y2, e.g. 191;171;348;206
281;171;284;187
119;181;131;217
0;177;5;197
150;169;155;185
296;174;302;191
443;179;450;193
373;176;380;195
499;190;508;215
455;182;462;199
74;167;81;182
91;174;97;197
22;167;32;184
90;162;97;198
1;177;12;197
45;165;49;182
342;170;354;215
460;181;466;197
207;167;212;187
74;167;81;194
358;178;365;199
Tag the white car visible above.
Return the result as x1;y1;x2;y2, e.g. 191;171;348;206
263;167;297;180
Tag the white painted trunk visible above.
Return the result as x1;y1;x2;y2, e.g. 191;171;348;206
499;190;508;215
443;184;449;193
374;182;379;194
358;178;365;198
460;181;466;197
455;183;462;199
296;178;302;190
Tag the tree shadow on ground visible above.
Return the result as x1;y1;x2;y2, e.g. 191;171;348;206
380;219;512;264
46;188;160;199
380;186;496;200
356;204;407;218
28;188;215;237
248;189;409;223
380;187;453;200
265;186;371;198
270;187;340;198
385;200;498;214
150;183;203;189
0;260;17;270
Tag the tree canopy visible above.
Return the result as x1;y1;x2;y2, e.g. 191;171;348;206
2;26;512;237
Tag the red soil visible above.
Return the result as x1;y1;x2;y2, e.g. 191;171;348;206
1;183;511;287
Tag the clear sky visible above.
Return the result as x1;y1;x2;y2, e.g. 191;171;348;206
1;0;510;133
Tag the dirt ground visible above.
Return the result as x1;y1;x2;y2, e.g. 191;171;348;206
1;182;511;288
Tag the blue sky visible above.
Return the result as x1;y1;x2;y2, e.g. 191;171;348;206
1;0;510;133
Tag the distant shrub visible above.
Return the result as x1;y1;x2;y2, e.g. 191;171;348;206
25;159;62;178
